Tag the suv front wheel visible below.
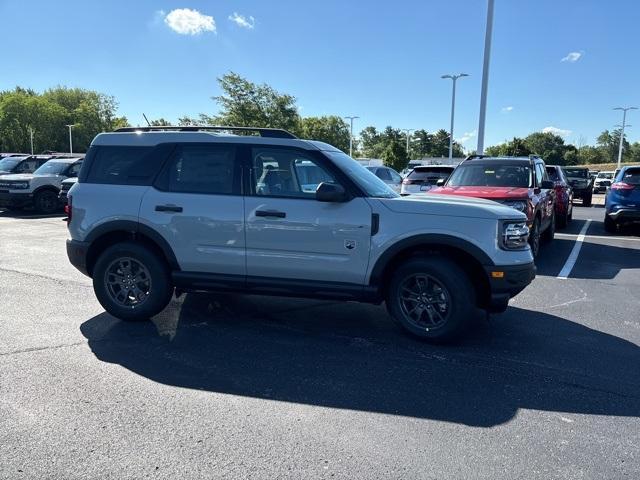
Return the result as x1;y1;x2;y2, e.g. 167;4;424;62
386;256;475;342
93;242;174;321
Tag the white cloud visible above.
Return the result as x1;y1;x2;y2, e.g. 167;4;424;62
542;126;572;137
228;12;255;29
164;8;216;35
456;130;477;144
501;106;514;113
561;51;583;63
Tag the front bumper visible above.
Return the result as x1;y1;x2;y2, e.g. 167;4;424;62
484;262;536;312
0;191;33;208
66;239;90;276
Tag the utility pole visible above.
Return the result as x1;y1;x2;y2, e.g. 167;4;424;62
441;73;469;160
66;124;75;154
29;127;34;154
613;107;637;168
402;129;415;156
476;0;495;155
344;116;359;157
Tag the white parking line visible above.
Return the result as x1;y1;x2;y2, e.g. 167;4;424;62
557;220;592;279
556;232;640;242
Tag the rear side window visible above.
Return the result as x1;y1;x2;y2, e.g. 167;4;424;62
621;168;640;185
85;146;156;185
161;144;238;195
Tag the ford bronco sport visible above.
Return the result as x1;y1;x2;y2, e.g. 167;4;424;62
66;126;535;342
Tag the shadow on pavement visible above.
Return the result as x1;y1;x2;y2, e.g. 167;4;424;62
80;293;640;427
0;208;64;219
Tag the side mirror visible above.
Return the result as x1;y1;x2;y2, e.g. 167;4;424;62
540;180;554;189
316;182;348;202
436;179;446;186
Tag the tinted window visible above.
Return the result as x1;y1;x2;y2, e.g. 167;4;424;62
447;163;532;188
621;168;640;185
376;168;392;181
86;146;155;185
408;168;453;183
67;162;82;177
564;169;588;178
546;167;559;181
252;147;336;198
165;144;237;195
390;170;402;182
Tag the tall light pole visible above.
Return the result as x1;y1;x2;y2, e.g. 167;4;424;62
344;116;359;157
402;129;415;156
29;127;34;154
66;124;75;154
613;107;637;168
476;0;495;155
441;73;469;160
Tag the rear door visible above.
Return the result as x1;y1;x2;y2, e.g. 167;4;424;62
244;146;372;284
139;143;245;275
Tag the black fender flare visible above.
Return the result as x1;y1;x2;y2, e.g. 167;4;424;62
85;220;180;271
368;234;494;286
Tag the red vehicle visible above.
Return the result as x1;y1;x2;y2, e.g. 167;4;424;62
545;165;573;228
430;155;556;257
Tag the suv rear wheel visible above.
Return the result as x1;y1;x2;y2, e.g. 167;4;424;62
386;256;475;342
93;242;173;321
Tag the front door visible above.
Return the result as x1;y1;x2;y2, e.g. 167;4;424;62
244;146;372;285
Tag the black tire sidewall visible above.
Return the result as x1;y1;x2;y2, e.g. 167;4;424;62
386;256;475;342
529;218;540;257
93;242;173;321
34;190;59;214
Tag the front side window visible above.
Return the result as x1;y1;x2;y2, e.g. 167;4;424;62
67;162;83;177
534;163;546;186
165;145;237;195
252;148;337;198
447;163;532;188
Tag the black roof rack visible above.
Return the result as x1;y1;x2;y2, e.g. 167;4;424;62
114;125;298;139
464;154;487;160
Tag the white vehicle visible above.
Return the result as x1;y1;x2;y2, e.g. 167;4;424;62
401;166;455;195
0;157;83;213
365;166;403;192
594;171;615;193
66;126;535;342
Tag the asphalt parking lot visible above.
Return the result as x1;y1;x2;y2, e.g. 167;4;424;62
1;195;639;479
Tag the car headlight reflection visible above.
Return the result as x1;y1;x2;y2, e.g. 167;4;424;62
500;221;529;250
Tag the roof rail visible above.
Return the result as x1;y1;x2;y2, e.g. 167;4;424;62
114;125;298;139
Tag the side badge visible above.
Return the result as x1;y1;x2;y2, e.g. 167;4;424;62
344;240;356;250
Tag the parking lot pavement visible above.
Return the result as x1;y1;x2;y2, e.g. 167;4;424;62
1;206;639;479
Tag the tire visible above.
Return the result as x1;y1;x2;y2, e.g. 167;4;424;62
92;242;173;322
529;217;541;258
583;193;592;207
557;208;568;229
542;213;555;243
604;216;617;233
34;190;59;214
386;256;475;343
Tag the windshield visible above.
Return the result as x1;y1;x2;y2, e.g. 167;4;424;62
0;158;22;171
325;151;398;198
447;163;532;188
597;172;614;179
33;161;70;175
408;168;453;183
564;169;589;178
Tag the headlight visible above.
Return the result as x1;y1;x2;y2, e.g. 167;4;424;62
500;221;529;250
501;200;528;213
2;181;30;190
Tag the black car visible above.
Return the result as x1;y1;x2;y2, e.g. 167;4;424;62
563;167;593;207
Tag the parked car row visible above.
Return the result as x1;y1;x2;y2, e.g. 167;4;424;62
0;153;84;213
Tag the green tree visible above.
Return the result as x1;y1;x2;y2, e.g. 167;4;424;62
524;131;574;164
381;138;409;172
212;72;300;132
578;145;604;165
149;118;172;126
298;116;351;153
597;129;630;163
485;137;531;157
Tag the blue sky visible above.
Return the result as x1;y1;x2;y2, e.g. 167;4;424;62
1;0;638;150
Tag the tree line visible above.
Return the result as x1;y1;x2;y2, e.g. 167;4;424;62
1;73;639;171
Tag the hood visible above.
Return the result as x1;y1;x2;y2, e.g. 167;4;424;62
381;193;526;221
0;173;35;181
430;185;530;200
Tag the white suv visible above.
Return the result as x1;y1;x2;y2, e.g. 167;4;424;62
66;126;535;342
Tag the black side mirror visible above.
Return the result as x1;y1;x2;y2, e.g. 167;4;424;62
316;182;347;202
540;180;554;189
436;179;446;187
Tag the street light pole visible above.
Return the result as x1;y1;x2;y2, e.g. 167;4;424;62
402;129;415;156
29;127;34;154
476;0;495;155
613;107;637;168
344;116;359;157
441;73;469;160
66;124;75;154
